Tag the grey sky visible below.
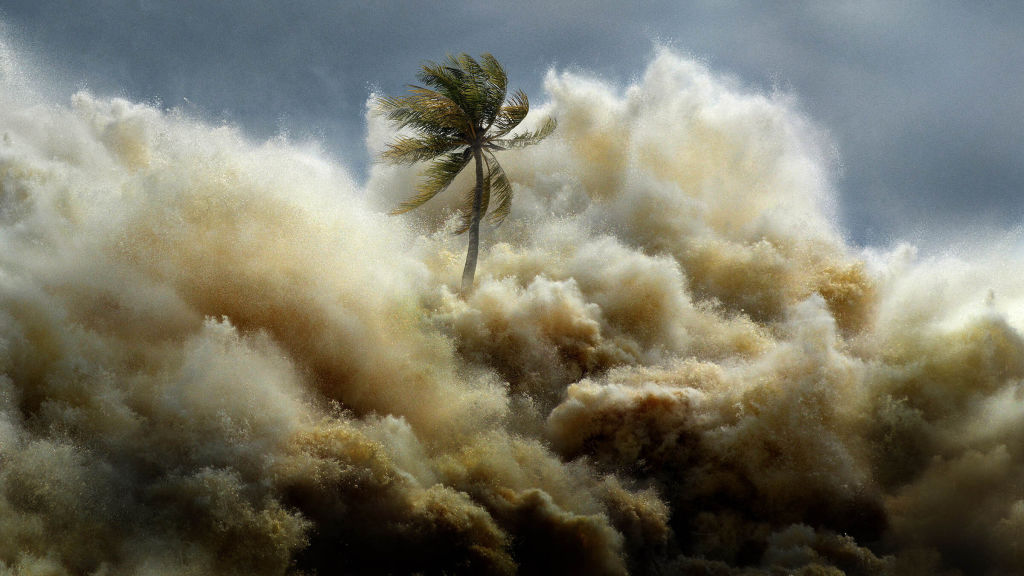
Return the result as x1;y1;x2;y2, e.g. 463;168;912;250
2;1;1021;247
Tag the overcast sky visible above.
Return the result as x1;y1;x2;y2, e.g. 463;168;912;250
2;1;1021;247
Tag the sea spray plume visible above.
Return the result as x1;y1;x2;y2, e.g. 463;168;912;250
375;53;556;293
0;43;653;574
371;49;1024;573
8;36;1024;574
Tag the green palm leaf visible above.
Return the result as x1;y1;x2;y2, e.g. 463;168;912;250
381;134;464;165
417;61;472;113
375;53;556;293
454;153;494;235
470;54;507;129
453;181;486;235
478;54;508;94
390;151;471;215
376;90;471;136
490;89;529;137
483;154;514;226
491;117;557;149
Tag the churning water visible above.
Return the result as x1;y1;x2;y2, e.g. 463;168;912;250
1;42;1022;574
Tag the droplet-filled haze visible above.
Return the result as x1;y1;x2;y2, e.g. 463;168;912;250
1;3;1024;575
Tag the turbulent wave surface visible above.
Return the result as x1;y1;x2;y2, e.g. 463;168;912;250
1;44;1021;574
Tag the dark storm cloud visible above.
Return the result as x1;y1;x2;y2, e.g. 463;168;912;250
663;2;1024;246
2;0;1022;246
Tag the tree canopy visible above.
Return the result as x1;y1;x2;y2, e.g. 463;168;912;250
376;53;555;292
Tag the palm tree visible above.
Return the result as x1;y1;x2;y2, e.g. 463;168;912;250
376;53;556;294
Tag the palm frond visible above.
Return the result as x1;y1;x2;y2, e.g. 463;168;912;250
474;53;508;129
437;54;506;134
405;88;472;132
453;214;471;235
374;89;472;137
490;117;557;149
484;154;514;226
390;151;471;215
453;157;491;235
437;55;489;130
418;61;472;112
392;54;513;141
478;54;508;95
380;134;464;165
380;52;555;255
490;89;529;138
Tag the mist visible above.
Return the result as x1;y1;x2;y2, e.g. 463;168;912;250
0;39;1022;575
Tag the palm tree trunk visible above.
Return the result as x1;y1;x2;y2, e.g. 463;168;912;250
461;146;484;294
